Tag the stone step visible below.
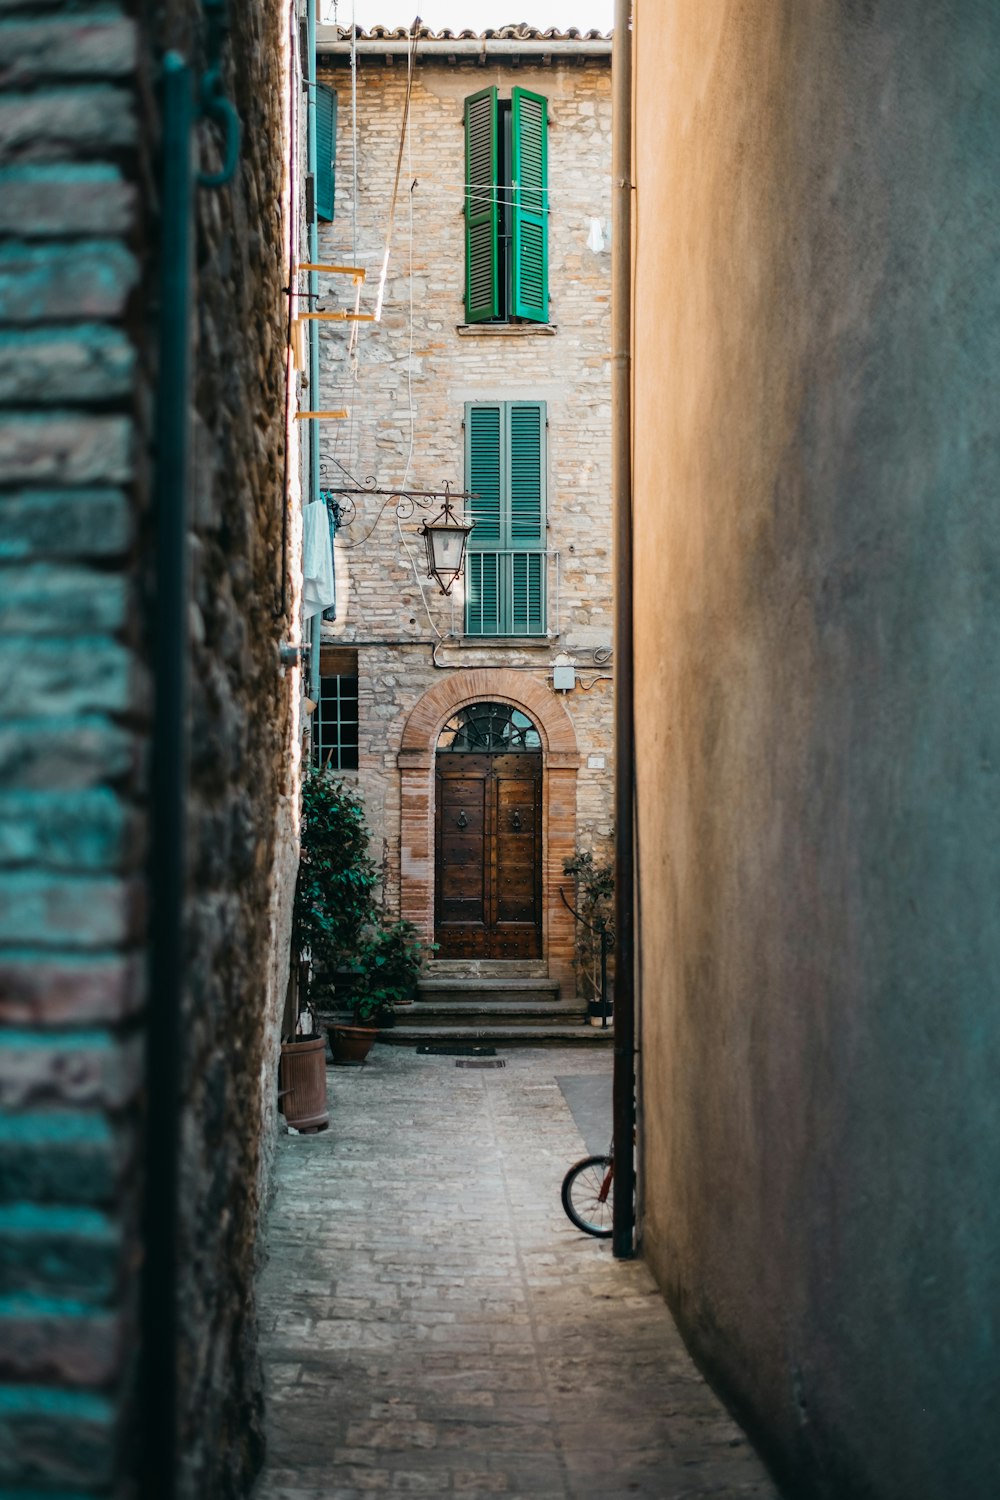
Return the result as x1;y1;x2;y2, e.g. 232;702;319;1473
424;959;549;979
417;977;561;1006
378;1023;614;1049
397;1000;588;1029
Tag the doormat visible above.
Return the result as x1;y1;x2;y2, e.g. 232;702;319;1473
455;1058;506;1069
416;1044;497;1057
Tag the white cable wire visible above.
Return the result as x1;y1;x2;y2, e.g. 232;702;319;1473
351;0;357;266
342;6;361;483
401;124;415;490
392;41;445;641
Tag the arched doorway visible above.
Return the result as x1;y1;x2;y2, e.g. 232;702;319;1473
396;670;579;996
435;703;543;958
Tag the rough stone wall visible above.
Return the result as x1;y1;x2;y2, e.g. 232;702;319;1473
159;4;297;1497
314;55;614;970
632;4;1000;1498
0;2;298;1495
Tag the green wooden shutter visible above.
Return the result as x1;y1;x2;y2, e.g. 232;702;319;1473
316;83;337;222
507;402;545;547
466;404;503;545
511;89;548;323
466;551;501;636
511;553;545;635
508;402;545;631
464;88;499;323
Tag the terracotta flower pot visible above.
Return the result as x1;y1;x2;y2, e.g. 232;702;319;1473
328;1023;378;1066
279;1035;329;1130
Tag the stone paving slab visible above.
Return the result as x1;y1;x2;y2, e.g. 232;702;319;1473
253;1045;781;1500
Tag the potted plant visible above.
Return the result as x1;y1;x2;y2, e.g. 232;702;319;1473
329;919;429;1065
563;850;615;1026
284;771;378;1108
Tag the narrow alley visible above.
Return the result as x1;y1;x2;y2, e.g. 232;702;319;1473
254;1047;778;1500
7;4;1000;1497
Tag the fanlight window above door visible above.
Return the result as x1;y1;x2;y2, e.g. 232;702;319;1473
437;702;541;753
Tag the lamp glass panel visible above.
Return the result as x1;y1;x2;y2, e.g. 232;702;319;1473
429;527;467;573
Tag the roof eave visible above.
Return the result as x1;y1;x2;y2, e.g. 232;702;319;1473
316;28;612;60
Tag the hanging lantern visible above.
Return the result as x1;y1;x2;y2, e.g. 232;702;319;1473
419;492;474;595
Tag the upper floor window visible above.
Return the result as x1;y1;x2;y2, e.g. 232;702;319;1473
464;87;549;325
465;402;547;637
316;82;337;222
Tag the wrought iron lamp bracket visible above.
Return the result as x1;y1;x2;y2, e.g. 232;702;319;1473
318;479;478;529
317;479;478;594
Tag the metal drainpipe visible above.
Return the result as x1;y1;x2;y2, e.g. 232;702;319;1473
307;0;323;700
142;51;192;1500
611;0;636;1260
278;5;298;620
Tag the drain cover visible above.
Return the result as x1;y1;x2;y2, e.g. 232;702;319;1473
417;1044;497;1057
455;1058;506;1069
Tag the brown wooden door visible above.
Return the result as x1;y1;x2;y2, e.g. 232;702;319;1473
435;752;542;958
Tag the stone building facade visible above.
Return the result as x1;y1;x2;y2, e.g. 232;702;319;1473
312;26;613;1000
0;2;300;1495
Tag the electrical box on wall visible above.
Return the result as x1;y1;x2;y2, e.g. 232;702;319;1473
552;665;576;692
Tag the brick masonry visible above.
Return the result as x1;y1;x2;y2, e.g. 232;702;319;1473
314;51;614;991
0;3;299;1495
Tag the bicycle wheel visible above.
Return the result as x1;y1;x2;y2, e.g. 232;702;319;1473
561;1155;614;1237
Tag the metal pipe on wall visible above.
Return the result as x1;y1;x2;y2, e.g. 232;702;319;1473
278;4;299;620
142;50;192;1500
307;0;324;702
307;0;321;507
610;0;636;1260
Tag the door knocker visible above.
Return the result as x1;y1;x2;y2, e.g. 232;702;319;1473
455;810;468;829
510;810;522;831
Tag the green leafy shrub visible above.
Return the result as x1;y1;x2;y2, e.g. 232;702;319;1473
294;771;378;995
353;920;431;1023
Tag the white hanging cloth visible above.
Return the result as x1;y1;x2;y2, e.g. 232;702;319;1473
302;500;336;621
587;217;606;254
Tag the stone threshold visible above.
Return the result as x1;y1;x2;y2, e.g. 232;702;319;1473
379;1023;614;1047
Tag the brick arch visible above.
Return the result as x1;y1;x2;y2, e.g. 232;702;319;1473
400;669;578;761
397;671;579;997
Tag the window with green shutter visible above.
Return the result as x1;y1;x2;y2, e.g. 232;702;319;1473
511;89;548;321
465;402;547;636
464;88;500;322
316;83;337;222
463;89;548;325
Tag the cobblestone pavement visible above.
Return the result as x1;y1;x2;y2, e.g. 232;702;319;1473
253;1046;781;1500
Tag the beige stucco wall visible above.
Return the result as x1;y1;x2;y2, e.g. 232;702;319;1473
632;4;1000;1498
313;54;614;983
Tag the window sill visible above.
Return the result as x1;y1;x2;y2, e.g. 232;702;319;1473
456;323;557;337
459;635;558;649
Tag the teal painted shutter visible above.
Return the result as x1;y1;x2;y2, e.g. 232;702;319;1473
507;403;544;547
464;88;499;322
466;552;501;636
511;89;548;322
316;83;337;221
466;404;502;635
511;553;545;635
507;402;545;630
466;404;503;545
466;402;545;635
